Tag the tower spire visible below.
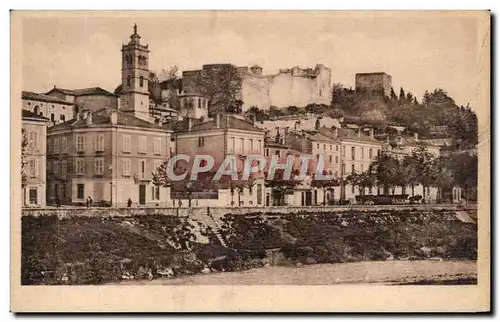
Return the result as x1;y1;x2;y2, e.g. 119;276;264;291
133;23;137;35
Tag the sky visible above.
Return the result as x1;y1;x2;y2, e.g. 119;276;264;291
21;11;486;108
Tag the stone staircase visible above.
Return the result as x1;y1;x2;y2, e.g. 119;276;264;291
201;213;229;248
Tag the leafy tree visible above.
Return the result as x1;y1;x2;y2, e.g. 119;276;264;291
410;146;438;201
371;153;400;195
265;169;300;206
399;87;406;100
346;170;376;195
389;87;398;100
406;92;414;101
331;83;344;106
192;64;243;116
402;154;420;197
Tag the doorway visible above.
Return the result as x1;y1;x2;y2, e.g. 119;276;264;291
305;191;312;206
139;184;146;205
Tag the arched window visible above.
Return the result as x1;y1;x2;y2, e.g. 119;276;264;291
51;113;55;122
61;115;66;122
34;106;39;114
139;76;144;87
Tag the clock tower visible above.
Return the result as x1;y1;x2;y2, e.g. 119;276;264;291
120;24;151;122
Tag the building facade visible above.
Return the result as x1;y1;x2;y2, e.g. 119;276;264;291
22;110;49;206
47;108;173;207
45;86;119;114
22;91;75;126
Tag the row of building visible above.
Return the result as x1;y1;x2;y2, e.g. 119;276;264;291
20;25;457;208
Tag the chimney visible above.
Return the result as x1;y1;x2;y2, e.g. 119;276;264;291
110;111;118;125
86;112;92;125
369;128;374;139
414;132;419;141
215;114;220;129
188;118;193;131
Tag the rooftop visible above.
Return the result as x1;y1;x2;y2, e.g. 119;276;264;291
50;108;167;132
46;86;118;97
176;114;265;133
22;109;50;121
22;91;75;105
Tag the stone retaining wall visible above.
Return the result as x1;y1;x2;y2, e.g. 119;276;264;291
21;204;474;220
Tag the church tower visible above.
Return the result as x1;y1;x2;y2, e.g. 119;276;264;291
120;24;151;122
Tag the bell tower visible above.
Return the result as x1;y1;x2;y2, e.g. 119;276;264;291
120;24;151;122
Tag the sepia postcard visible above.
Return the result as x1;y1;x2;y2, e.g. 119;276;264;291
10;10;490;312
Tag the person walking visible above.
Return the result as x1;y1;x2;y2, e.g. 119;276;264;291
127;198;132;208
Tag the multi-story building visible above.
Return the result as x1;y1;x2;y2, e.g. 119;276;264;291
173;114;266;207
45;86;119;114
22;91;75;126
47;108;173;207
177;93;209;120
22;110;49;206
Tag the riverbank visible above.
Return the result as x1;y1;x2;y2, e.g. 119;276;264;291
21;208;477;285
112;260;477;285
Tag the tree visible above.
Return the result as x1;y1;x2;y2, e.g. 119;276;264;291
410;146;438;201
21;128;28;190
192;64;243;116
331;83;344;106
399;87;406;100
265;169;300;206
402;154;420;197
389;87;398;100
371;153;400;195
346;170;376;196
406;92;414;101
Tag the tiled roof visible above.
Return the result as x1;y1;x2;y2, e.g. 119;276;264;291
46;87;118;97
336;128;382;144
264;141;290;149
22;91;74;105
22;109;50;121
49;108;166;132
179;114;264;133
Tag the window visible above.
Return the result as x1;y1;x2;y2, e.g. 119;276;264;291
275;150;280;157
248;185;253;195
94;158;104;175
335;156;339;164
369;186;373;194
154;137;161;155
153;159;162;173
127;76;131;87
265;148;270;157
53;160;59;177
377;149;381;157
139;76;144;87
29;188;38;204
329;155;333;163
369;148;373;159
122;135;131;153
198;98;201;108
139;160;146;179
138;136;147;153
51;113;55;122
342;164;346;176
122;159;131;176
94;135;104;152
323;144;326;150
317;143;320;149
34;106;39;114
249;139;254;153
152;186;160;200
342;146;346;156
198;137;204;147
330;145;333;151
60;115;66;122
257;140;262;153
361;147;364;159
76;159;85;174
61;160;67;178
351;164;355;174
28;159;37;178
257;184;262;205
77;184;85;199
76;135;85;151
336;145;339;151
29;131;38;151
351;147;355;160
229;137;235;153
240;138;244;153
61;137;68;154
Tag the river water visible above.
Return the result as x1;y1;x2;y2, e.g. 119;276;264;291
116;260;477;285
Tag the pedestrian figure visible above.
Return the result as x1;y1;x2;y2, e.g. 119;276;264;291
86;196;90;208
88;196;93;207
127;198;132;208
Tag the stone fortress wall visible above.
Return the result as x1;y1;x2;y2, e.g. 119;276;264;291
182;64;332;111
